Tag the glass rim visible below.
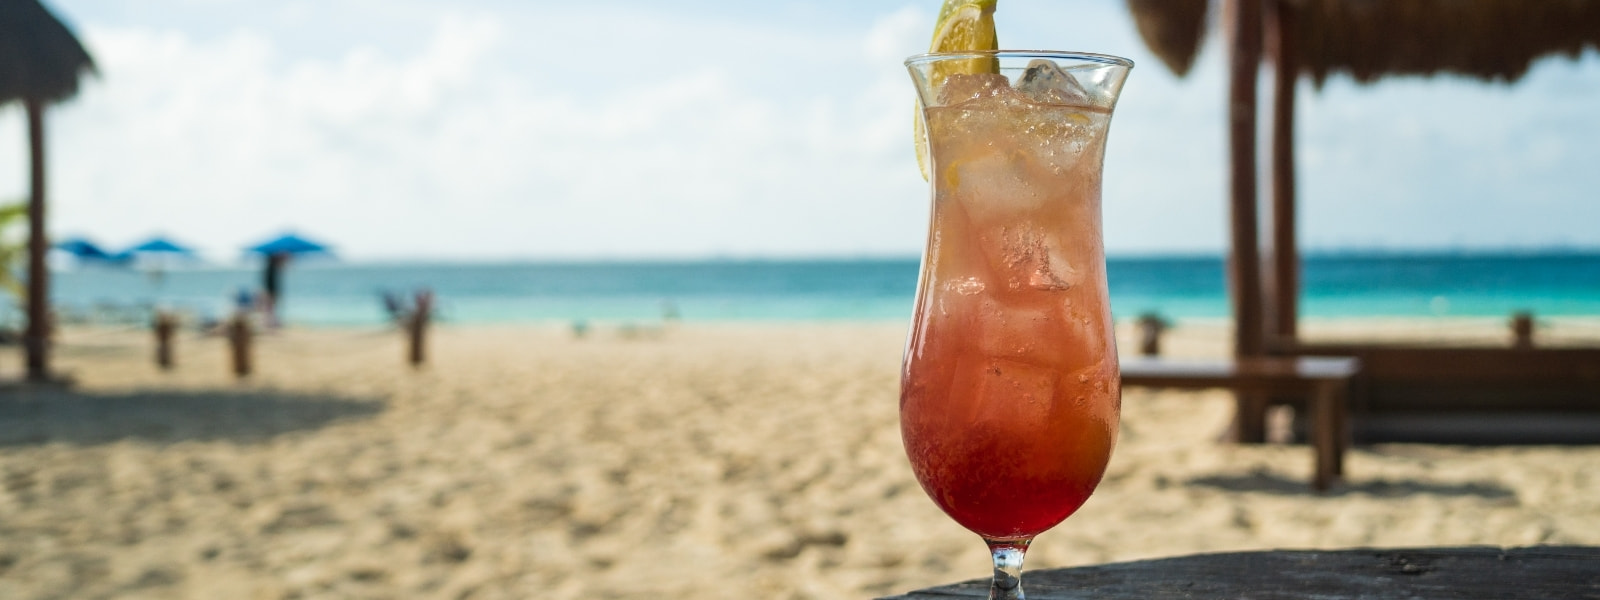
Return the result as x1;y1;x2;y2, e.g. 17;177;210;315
905;50;1134;69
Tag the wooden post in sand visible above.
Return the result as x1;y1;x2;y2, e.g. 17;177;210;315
406;289;434;367
1511;311;1535;350
228;313;252;378
1136;313;1167;357
153;311;177;370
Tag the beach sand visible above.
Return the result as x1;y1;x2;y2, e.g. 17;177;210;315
1;321;1597;599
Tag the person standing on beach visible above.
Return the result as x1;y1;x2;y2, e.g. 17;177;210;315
262;252;288;328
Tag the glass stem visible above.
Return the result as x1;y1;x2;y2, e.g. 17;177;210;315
985;538;1030;600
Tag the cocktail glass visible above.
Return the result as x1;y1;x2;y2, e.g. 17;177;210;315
900;51;1131;599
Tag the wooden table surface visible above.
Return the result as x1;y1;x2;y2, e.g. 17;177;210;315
877;546;1600;599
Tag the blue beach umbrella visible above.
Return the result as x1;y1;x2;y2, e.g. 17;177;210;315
52;237;117;262
246;233;331;326
247;233;331;257
123;237;195;256
115;236;200;274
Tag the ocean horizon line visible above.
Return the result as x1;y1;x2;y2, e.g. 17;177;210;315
302;245;1600;265
60;245;1600;271
37;250;1600;326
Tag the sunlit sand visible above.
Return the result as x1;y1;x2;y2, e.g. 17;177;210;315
0;321;1595;599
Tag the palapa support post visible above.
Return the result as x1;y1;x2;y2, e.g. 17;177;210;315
1266;0;1300;351
1511;311;1535;350
227;313;252;378
153;311;177;370
23;98;51;382
1225;0;1268;443
8;0;94;387
407;289;433;367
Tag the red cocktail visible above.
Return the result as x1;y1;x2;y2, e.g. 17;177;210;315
902;50;1131;599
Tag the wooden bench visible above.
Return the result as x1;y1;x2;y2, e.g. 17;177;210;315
1120;356;1360;491
1285;344;1600;443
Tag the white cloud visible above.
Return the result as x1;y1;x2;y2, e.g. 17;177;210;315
864;6;924;63
1;5;938;261
2;0;1597;262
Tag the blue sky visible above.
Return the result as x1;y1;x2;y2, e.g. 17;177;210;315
0;0;1596;261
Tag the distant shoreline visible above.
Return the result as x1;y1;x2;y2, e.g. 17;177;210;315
30;252;1600;327
46;246;1600;271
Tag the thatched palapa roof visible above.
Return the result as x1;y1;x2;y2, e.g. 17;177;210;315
1127;0;1209;77
0;0;96;104
1127;0;1600;84
1;0;96;382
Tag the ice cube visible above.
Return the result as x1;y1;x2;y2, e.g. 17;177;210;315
946;149;1036;207
971;291;1105;371
939;72;1012;106
974;296;1060;362
1016;59;1091;106
998;226;1076;292
949;355;1059;426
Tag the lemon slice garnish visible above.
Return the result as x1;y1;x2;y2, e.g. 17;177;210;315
915;0;999;181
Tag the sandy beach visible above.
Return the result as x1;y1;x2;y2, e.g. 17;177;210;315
0;320;1597;599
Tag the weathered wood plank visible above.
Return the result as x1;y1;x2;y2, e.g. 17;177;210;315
1120;356;1359;386
1290;345;1600;381
878;546;1600;599
1286;345;1600;420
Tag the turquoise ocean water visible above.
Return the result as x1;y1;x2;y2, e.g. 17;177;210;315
33;252;1600;327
